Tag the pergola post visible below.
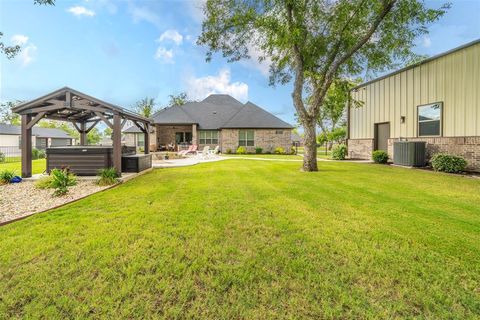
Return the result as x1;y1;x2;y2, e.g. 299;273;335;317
80;122;87;145
144;123;150;155
113;114;122;175
21;114;33;178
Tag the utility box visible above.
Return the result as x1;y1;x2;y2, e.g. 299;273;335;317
393;141;426;167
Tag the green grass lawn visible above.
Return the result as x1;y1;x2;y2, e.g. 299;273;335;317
0;160;479;318
0;159;46;175
222;153;303;160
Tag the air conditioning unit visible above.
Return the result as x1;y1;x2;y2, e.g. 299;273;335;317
393;141;426;167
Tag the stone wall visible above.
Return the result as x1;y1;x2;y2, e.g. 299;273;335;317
221;129;292;153
347;139;374;159
388;137;480;171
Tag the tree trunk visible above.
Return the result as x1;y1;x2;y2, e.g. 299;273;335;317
302;117;318;172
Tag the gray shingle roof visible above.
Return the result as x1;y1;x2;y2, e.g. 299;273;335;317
0;123;73;138
151;94;293;129
222;102;293;129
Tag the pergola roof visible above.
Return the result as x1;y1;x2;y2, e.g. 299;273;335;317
14;87;152;178
12;86;151;124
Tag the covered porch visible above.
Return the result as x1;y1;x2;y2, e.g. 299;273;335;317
12;87;153;177
154;124;198;151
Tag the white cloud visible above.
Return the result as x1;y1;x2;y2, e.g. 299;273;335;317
185;68;249;102
11;34;29;46
19;44;37;66
422;36;432;48
10;34;37;66
158;30;183;45
154;47;174;63
67;6;96;17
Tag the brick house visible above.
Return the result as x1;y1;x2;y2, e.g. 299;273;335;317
123;94;293;153
347;39;480;171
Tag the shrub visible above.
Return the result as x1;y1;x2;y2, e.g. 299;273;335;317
32;148;46;160
35;175;54;189
0;151;5;163
236;146;247;154
372;150;389;164
255;147;263;154
50;168;77;196
289;148;296;155
97;167;119;186
274;147;285;154
332;144;347;160
431;154;467;173
0;169;16;184
225;148;232;154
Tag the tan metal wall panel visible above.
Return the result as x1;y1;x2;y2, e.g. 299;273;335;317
350;42;480;139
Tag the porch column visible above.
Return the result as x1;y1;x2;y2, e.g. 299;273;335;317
144;123;150;155
80;122;87;145
113;114;122;175
192;124;197;145
21;114;33;178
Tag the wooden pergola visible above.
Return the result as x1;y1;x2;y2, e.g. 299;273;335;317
12;87;152;177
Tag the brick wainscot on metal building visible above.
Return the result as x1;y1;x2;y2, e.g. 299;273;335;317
347;39;480;171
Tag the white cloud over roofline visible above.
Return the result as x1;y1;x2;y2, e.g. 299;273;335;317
185;68;249;102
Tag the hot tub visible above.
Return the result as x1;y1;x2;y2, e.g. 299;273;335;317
46;146;140;175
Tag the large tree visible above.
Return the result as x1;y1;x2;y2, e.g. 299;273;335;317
198;0;448;171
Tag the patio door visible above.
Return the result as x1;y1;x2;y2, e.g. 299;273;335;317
374;122;390;152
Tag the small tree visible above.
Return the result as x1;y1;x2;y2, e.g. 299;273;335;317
198;0;449;171
135;97;157;118
103;127;113;139
167;92;192;107
0;101;23;125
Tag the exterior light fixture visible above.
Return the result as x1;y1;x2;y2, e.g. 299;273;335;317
400;116;406;124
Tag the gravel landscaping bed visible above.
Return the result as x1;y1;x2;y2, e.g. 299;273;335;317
0;181;110;224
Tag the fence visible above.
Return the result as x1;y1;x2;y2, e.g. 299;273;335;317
0;146;46;163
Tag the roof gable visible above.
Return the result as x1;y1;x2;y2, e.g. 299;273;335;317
152;103;196;124
151;94;293;130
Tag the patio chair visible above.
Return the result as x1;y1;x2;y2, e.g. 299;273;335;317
208;145;220;156
198;146;210;159
178;145;193;156
185;144;198;155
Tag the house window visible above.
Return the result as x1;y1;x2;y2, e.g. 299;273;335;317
137;133;145;147
175;132;192;144
418;102;442;136
275;130;283;134
239;130;254;146
199;131;219;144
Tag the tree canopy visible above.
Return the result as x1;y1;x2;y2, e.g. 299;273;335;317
167;92;193;107
134;97;157;118
198;0;449;171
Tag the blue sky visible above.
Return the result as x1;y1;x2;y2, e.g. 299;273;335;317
1;0;479;126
